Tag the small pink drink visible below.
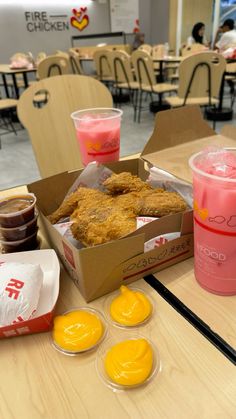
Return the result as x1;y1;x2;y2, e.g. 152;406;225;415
71;108;123;166
189;147;236;295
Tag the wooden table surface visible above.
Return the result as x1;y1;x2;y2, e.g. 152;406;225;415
0;64;36;74
153;55;183;63
144;134;236;350
0;186;236;419
154;258;236;349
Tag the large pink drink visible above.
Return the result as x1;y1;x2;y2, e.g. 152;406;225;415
71;108;123;166
189;147;236;295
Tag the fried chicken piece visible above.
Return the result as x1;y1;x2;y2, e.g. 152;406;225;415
48;187;106;224
113;189;164;213
71;206;137;247
103;172;152;194
48;171;187;247
136;189;187;217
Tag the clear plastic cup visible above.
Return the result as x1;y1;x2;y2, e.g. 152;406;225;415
51;307;107;356
96;334;160;391
189;147;236;295
0;193;36;228
104;286;155;329
71;108;123;166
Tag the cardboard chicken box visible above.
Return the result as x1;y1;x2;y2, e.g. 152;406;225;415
27;106;236;302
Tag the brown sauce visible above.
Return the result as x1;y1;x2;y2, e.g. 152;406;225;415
0;197;34;215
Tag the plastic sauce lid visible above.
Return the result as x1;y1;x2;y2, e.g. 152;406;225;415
96;335;160;391
52;307;107;355
105;286;154;328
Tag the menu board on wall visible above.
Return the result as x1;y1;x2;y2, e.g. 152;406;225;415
110;0;139;33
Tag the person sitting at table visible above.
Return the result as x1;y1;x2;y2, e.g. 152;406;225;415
132;32;145;51
187;22;209;46
214;18;236;52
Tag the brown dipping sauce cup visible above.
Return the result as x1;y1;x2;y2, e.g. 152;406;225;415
0;193;36;228
0;231;39;253
0;215;38;241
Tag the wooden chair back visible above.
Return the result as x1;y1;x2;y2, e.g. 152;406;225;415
181;43;208;57
93;49;112;80
69;45;132;57
55;50;69;57
37;55;72;79
35;52;47;65
152;44;165;59
109;50;134;84
178;52;226;99
69;50;84;75
17;75;113;177
131;49;156;87
138;44;153;55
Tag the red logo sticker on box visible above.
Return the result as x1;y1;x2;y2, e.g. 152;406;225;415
62;241;75;269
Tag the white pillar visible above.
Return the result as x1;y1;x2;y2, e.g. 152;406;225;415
212;0;220;49
176;0;183;55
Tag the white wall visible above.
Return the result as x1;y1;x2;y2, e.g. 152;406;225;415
0;0;170;62
150;0;169;44
0;0;110;61
139;0;170;45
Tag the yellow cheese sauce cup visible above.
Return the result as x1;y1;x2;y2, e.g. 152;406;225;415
96;335;160;391
105;285;154;328
52;307;107;355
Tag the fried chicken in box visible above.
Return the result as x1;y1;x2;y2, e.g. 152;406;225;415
48;172;187;247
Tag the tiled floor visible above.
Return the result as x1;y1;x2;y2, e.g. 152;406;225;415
0;91;235;191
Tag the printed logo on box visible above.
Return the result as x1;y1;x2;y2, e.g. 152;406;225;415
62;241;75;269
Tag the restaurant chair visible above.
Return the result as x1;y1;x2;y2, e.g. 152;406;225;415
131;50;178;122
37;55;72;80
68;50;84;75
17;74;113;177
138;44;153;55
165;52;226;123
35;51;47;65
0;98;18;148
93;49;114;86
152;44;164;75
180;43;208;57
225;62;236;108
109;50;139;120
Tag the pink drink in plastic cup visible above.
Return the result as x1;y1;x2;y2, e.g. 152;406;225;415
189;147;236;295
71;108;123;166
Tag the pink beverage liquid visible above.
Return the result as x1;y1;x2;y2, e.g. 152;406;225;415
76;117;121;165
191;148;236;295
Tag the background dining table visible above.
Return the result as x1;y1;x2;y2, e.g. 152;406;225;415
0;64;37;98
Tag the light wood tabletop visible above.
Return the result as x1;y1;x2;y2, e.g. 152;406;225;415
0;64;36;74
144;134;236;349
0;186;236;419
154;257;236;348
153;56;183;63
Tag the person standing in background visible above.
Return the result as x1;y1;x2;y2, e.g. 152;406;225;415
214;19;236;52
132;32;145;51
187;22;209;46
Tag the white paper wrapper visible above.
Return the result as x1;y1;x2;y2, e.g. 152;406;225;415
144;232;181;252
0;262;43;326
136;216;159;229
54;221;84;249
66;162;113;197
